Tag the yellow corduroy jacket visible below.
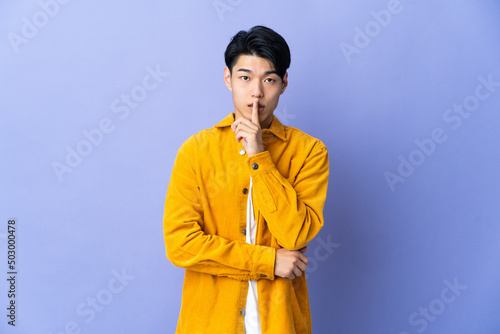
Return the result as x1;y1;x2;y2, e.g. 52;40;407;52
163;112;329;334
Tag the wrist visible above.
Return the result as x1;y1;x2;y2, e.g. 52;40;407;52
247;145;265;157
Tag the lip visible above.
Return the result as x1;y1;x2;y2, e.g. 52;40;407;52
248;104;265;112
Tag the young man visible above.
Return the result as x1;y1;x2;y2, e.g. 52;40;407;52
163;26;329;334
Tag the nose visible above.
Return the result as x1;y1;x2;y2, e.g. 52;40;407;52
251;81;263;98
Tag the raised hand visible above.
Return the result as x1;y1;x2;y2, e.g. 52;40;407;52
231;98;265;156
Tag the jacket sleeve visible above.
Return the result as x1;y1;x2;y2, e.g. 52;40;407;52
246;141;329;250
163;144;275;281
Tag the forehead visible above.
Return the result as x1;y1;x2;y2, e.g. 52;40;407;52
233;55;276;74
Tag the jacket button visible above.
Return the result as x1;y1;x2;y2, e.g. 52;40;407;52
252;163;259;170
239;149;246;155
242;229;246;236
242;188;248;194
240;309;246;316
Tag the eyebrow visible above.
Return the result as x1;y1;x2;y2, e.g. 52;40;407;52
236;68;279;76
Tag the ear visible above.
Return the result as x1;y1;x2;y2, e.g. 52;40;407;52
224;66;232;91
280;72;288;95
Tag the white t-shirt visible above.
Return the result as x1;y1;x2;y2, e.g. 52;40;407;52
244;177;262;333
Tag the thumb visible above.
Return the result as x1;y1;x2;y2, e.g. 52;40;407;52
299;246;308;253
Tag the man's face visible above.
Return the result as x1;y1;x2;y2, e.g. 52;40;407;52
224;55;288;129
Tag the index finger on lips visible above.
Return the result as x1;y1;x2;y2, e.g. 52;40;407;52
252;98;259;126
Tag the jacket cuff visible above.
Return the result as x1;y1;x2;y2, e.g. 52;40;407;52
246;151;276;176
252;245;275;281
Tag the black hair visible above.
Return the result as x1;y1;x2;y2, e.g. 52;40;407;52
224;26;291;80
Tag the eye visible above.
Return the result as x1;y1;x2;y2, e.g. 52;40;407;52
241;76;249;81
265;78;275;83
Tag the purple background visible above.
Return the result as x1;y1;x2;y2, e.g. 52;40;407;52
1;0;500;333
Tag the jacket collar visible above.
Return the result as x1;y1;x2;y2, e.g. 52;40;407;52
214;113;287;142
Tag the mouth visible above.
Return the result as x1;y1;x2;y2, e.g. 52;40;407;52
248;103;265;112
